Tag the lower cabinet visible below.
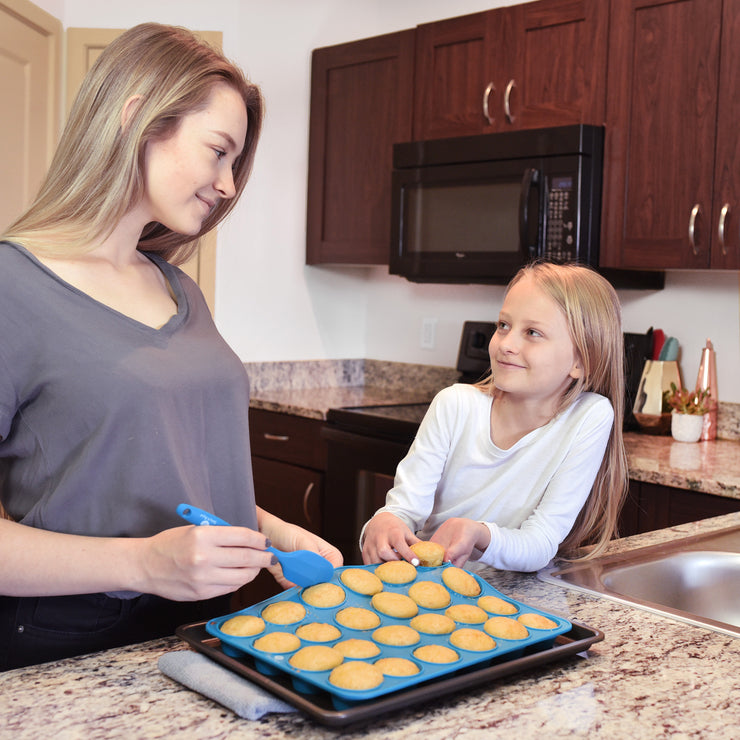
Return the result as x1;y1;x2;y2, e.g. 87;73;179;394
232;409;327;609
619;480;740;538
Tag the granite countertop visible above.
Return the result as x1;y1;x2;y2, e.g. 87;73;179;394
2;512;739;738
244;359;740;502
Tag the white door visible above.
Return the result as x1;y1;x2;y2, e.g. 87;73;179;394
0;0;61;233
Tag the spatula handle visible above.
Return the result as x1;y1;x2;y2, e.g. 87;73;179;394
177;504;230;527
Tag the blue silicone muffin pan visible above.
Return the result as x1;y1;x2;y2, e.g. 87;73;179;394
205;563;570;708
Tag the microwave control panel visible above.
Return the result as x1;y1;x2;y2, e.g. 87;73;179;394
543;175;577;261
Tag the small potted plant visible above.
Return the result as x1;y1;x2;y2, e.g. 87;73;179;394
663;383;711;442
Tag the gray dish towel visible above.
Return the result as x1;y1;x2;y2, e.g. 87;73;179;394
158;650;298;720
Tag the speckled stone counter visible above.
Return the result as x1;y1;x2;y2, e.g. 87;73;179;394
2;513;739;738
244;359;740;504
245;359;460;420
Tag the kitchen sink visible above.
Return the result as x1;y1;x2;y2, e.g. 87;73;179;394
538;524;740;638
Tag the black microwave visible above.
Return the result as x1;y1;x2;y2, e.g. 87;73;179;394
389;124;603;284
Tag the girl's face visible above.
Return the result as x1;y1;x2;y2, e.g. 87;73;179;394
489;274;582;407
141;83;248;236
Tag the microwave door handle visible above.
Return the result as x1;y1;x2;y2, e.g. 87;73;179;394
519;168;540;257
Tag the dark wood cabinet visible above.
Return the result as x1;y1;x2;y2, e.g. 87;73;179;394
619;480;740;537
233;409;327;607
306;30;415;265
413;0;608;139
601;0;740;270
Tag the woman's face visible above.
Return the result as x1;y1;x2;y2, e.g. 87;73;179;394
141;83;248;236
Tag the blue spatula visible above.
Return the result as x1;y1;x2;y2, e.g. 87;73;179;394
176;504;334;587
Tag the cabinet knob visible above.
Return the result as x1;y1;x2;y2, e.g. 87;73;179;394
688;203;701;256
504;79;517;124
482;82;495;125
303;482;315;527
263;433;290;442
718;203;730;256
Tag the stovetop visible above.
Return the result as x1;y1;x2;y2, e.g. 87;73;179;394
325;403;431;443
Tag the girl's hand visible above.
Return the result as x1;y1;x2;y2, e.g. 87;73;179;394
431;518;491;568
361;512;418;565
137;524;273;601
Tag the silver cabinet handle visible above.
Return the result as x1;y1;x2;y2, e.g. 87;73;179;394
302;482;315;527
688;203;701;256
718;203;730;256
263;432;289;442
504;79;516;124
483;82;495;125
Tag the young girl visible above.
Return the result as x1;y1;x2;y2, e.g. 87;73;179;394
361;261;628;572
0;23;341;671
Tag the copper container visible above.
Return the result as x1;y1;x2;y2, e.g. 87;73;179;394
695;339;718;441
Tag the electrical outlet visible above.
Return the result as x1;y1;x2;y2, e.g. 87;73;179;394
421;318;437;349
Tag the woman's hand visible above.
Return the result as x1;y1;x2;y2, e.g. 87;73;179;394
136;524;273;601
360;512;418;565
430;518;491;567
256;507;343;589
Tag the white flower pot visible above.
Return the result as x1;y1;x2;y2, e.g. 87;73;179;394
671;412;705;443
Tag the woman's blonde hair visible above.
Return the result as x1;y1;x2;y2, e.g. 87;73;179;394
476;260;628;559
4;23;264;264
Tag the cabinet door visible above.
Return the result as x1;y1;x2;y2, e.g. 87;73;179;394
601;0;722;270
413;12;493;139
306;30;415;265
251;456;322;534
711;0;740;269
501;0;607;131
413;1;608;139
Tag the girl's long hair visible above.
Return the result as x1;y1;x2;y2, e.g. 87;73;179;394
476;261;628;559
4;23;264;265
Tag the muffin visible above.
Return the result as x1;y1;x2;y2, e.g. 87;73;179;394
410;541;445;567
329;661;384;691
517;612;558;630
449;627;496;652
445;604;488;624
409;613;456;635
335;606;381;630
340;568;384;595
483;616;529;640
219;615;265;637
289;645;344;672
261;601;306;625
371;624;420;647
477;595;518;616
295;622;342;642
253;631;301;654
442;567;481;597
333;638;381;659
302;582;345;608
413;644;459;664
375;657;420;677
374;560;417;584
371;591;418;619
408;580;451;610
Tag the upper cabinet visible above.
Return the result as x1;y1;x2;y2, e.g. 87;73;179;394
306;31;415;265
601;0;740;270
413;0;608;140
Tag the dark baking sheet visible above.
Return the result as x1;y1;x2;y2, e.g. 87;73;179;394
176;619;604;728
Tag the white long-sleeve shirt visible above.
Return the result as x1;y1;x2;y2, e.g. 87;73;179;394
363;383;613;572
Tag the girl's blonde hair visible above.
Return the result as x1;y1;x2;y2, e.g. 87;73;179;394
4;23;264;264
476;260;628;559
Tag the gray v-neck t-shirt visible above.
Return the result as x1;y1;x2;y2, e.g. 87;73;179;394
0;241;257;537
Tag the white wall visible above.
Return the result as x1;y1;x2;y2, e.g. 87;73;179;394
43;0;740;401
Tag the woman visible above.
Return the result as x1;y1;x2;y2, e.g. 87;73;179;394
0;23;341;671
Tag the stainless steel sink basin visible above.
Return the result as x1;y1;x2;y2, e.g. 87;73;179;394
538;524;740;638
